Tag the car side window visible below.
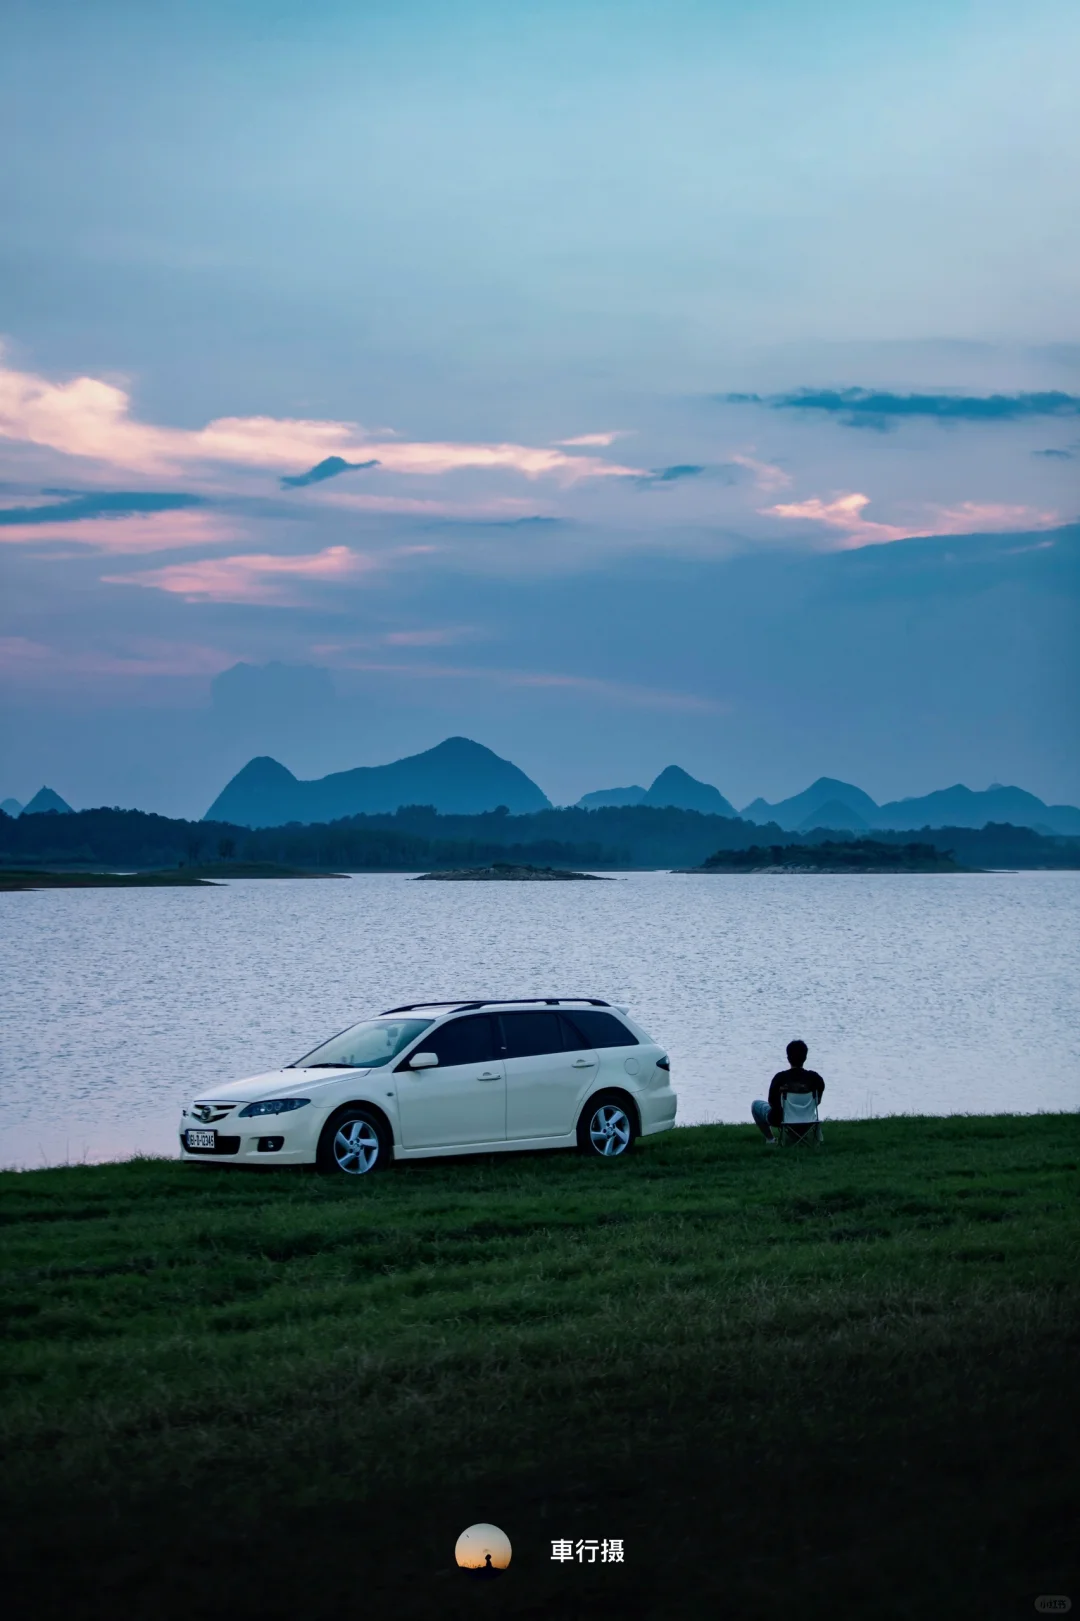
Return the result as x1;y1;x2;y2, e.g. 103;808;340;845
421;1015;500;1067
558;1013;592;1051
499;1010;568;1059
563;1010;639;1048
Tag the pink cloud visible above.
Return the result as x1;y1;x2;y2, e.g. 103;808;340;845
928;501;1062;536
381;627;471;647
766;492;911;546
311;491;543;518
104;545;374;605
555;431;632;447
321;654;725;713
0;351;643;483
0;510;238;553
729;451;792;492
764;491;1063;549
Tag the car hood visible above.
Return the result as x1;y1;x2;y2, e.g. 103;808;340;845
193;1068;371;1103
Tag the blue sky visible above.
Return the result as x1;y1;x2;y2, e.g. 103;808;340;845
1;0;1078;814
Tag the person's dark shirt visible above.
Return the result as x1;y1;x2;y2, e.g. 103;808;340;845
767;1066;824;1127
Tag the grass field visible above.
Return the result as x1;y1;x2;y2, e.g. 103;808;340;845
1;1116;1077;1619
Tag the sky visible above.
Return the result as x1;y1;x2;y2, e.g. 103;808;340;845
1;0;1078;816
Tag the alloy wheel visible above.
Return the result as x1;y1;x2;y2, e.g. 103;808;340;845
588;1103;631;1156
333;1117;381;1174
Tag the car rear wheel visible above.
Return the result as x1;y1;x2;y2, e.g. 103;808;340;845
317;1107;390;1177
577;1093;636;1159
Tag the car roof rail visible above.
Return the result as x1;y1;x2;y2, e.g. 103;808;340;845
379;996;613;1015
379;1000;486;1014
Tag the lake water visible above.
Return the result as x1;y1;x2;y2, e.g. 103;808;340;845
1;871;1077;1169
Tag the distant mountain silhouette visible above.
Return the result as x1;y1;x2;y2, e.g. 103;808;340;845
204;737;552;826
742;776;1080;836
21;787;73;816
1;798;23;817
742;777;878;829
577;785;647;808
642;766;737;816
797;798;870;832
874;783;1080;835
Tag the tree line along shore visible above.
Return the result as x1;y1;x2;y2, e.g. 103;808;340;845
0;1115;1075;1619
2;802;1078;875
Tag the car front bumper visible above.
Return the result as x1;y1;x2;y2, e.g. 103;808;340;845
178;1111;322;1166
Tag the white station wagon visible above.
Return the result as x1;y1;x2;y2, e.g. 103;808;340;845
179;997;677;1176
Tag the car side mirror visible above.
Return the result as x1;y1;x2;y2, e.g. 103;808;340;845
409;1051;438;1069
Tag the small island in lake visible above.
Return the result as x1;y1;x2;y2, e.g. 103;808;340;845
0;863;350;892
680;839;972;874
415;862;609;881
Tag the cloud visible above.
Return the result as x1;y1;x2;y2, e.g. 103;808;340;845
635;464;705;487
364;440;639;481
1033;447;1074;460
767;493;911;547
380;627;472;647
0;508;238;553
555;431;632;447
0;635;235;679
309;491;544;519
0;490;201;524
929;501;1063;537
103;545;375;604
765;492;1063;549
280;455;379;489
723;388;1080;430
0;352;644;482
427;514;565;529
320;654;725;713
727;452;792;492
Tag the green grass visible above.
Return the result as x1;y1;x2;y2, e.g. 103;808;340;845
1;1116;1077;1620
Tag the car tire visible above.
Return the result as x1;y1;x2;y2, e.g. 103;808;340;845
317;1106;391;1177
577;1092;637;1159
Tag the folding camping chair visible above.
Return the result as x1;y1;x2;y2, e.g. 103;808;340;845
778;1088;823;1147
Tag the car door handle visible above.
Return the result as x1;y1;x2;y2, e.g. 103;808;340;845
572;1058;595;1068
477;1071;500;1081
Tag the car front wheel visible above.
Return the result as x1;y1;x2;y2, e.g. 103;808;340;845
577;1093;636;1159
317;1107;391;1177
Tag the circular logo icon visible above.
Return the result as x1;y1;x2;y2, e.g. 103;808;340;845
455;1523;512;1579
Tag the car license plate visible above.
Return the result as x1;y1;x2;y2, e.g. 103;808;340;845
186;1129;216;1150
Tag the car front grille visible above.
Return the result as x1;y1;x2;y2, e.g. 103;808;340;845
191;1103;238;1124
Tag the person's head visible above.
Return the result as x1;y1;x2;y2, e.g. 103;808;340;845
786;1039;808;1070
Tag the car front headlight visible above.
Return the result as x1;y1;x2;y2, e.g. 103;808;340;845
237;1098;311;1118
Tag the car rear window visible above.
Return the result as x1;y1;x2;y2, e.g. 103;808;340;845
563;1009;639;1048
498;1010;568;1059
422;1014;501;1067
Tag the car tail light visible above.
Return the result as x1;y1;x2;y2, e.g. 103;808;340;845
656;1056;670;1071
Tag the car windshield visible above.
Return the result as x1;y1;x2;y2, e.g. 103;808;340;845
291;1018;433;1070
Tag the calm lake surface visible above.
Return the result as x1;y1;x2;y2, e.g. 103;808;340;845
1;871;1077;1169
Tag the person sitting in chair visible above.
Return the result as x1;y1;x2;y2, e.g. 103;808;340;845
751;1040;824;1145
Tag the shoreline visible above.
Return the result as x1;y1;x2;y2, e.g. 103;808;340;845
0;862;351;890
1;1109;1075;1175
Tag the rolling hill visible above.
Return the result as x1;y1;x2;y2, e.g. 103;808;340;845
742;776;1080;836
204;737;551;826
